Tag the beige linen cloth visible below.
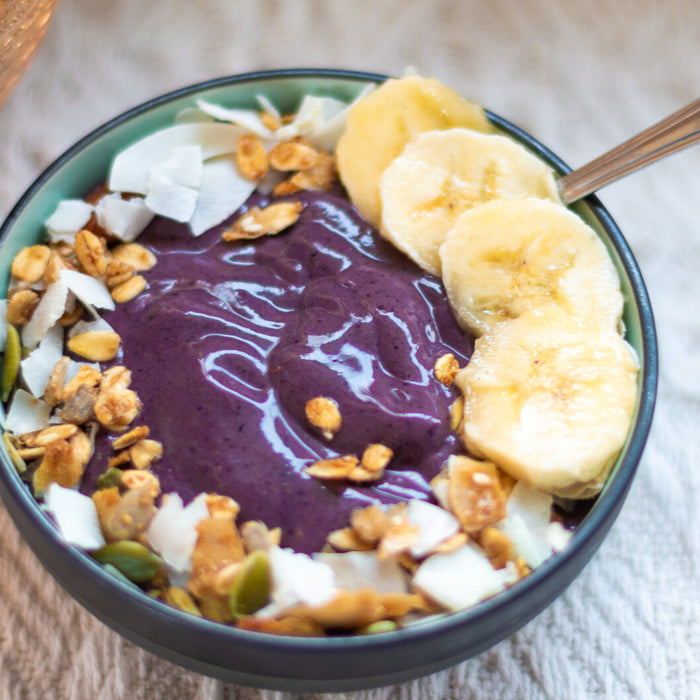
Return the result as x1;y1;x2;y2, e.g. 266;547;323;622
0;1;699;698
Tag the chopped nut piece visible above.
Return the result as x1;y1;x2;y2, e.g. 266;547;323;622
360;444;393;473
305;454;358;480
58;305;85;327
447;456;507;533
112;425;149;450
60;383;98;424
479;526;514;569
377;522;419;560
67;330;121;362
222;201;303;242
350;505;389;544
240;520;281;553
347;465;384;483
305;396;342;440
6;289;39;326
431;532;469;555
63;365;102;400
379;591;433;618
205;494;241;520
268;140;319;171
34;423;78;446
449;396;464;432
272;152;337;195
42;251;70;286
32;430;92;494
107;450;132;470
327;527;375;552
94;388;142;432
434;353;460;386
129;439;163;470
100;365;131;392
75;229;108;277
105;260;135;288
236;133;269;181
111;274;147;304
11;245;51;283
110;243;157;271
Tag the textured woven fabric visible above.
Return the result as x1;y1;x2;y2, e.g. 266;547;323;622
0;1;699;698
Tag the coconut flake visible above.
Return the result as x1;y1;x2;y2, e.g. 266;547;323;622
5;389;52;434
20;324;64;398
255;94;281;124
413;545;507;612
406;499;460;558
195;99;274;138
45;200;95;243
43;483;106;550
59;269;114;311
256;547;336;618
315;550;409;593
188;155;257;236
310;84;376;151
95;193;155;242
22;277;69;349
146;492;209;586
108;123;247;195
497;481;556;569
64;359;101;383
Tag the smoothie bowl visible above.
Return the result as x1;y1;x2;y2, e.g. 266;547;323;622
0;69;657;691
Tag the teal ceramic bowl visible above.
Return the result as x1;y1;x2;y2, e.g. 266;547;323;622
0;69;657;692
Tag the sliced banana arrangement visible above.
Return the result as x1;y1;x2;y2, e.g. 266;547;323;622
379;129;561;276
337;76;640;498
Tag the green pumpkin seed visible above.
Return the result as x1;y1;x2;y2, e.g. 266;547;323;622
102;563;139;588
95;467;124;491
2;325;21;402
229;549;271;617
93;541;163;583
357;619;399;635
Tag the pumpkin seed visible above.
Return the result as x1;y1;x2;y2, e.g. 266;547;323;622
102;563;139;589
357;620;399;635
92;540;163;583
95;467;124;491
229;549;271;617
2;325;21;402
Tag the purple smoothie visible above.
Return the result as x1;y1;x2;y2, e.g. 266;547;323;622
85;189;473;552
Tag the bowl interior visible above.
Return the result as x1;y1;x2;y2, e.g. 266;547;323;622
0;69;657;692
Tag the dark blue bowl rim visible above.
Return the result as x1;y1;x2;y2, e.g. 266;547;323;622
0;68;658;683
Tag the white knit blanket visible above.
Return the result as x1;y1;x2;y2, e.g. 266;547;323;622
0;1;698;698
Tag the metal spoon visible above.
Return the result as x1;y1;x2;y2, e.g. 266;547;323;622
557;98;700;204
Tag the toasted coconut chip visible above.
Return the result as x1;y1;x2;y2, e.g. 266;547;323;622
496;480;556;569
144;145;203;223
406;499;460;559
310;84;375;152
21;324;64;398
44;200;94;243
195;99;275;139
413;545;508;612
22;278;69;349
189;155;257;237
43;483;106;550
108;123;247;195
256;547;337;619
95;193;155;243
5;389;52;434
146;492;209;586
276;95;346;143
315;551;409;594
67;316;115;339
59;269;114;311
0;300;7;352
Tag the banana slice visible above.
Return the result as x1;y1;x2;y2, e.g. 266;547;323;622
336;76;491;229
379;129;561;276
455;306;639;498
440;198;624;336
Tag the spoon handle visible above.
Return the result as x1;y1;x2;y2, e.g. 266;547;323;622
558;98;700;204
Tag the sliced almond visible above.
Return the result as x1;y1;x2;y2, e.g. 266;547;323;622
327;527;375;552
236;133;269;181
222;201;303;242
268;140;319;171
110;275;147;304
11;245;51;283
67;330;121;362
112;425;149;450
305;455;358;480
34;423;78;446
